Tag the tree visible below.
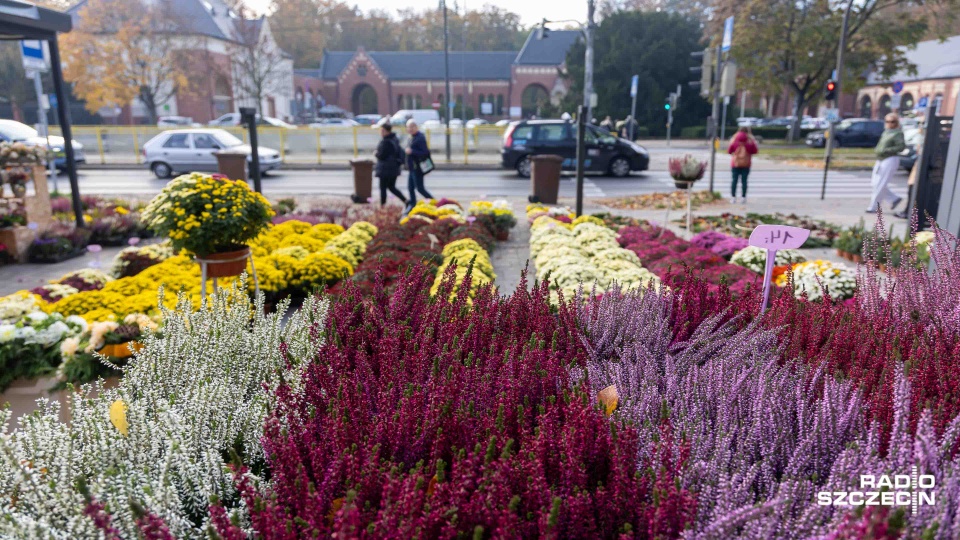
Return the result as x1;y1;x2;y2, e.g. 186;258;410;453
60;0;192;124
229;14;291;114
564;10;711;136
711;0;955;140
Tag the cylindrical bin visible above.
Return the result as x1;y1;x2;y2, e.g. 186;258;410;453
529;154;563;204
214;150;248;181
349;159;374;203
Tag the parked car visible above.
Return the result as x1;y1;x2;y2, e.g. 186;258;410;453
0;119;85;171
208;113;293;128
158;116;198;128
389;109;441;126
501;120;649;178
141;129;281;179
805;119;884;148
465;118;489;128
354;114;384;126
494;119;512;127
736;117;762;127
308;118;359;128
800;117;829;130
421;119;443;129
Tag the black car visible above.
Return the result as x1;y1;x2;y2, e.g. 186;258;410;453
501;120;649;177
805;119;884;148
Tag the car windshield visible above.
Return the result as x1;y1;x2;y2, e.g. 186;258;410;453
212;131;243;147
836;120;855;130
0;122;39;140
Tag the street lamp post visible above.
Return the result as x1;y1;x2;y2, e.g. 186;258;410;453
821;0;855;200
584;0;596;121
443;1;452;163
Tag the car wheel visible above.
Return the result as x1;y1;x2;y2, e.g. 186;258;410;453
608;156;631;178
516;155;531;178
151;162;172;179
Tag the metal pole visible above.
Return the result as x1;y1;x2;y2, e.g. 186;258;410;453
720;96;729;141
666;108;672;146
821;0;855;200
443;1;452;163
31;72;57;192
629;90;637;140
47;35;83;229
575;105;586;217
246;115;262;192
740;91;747;119
708;43;722;192
584;0;596;121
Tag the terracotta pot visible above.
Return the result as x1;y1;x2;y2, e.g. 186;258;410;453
197;246;250;278
99;341;144;359
495;230;509;241
852;254;863;264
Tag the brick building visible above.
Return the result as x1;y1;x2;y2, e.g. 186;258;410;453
293;30;581;121
68;0;295;124
855;35;960;119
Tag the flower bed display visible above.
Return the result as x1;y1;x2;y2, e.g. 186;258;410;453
429;238;495;300
530;214;660;300
3;212;960;539
729;245;806;273
689;230;748;259
51;194;152;246
774;259;858;301
597;190;722;210
27;224;91;263
682;212;842;247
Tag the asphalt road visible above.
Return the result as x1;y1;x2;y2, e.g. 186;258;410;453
58;165;902;201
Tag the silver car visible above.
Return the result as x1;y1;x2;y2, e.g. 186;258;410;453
141;129;281;179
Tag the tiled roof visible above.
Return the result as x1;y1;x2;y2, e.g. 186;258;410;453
867;35;960;84
514;30;580;65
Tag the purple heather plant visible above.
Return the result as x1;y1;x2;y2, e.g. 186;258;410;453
577;286;960;539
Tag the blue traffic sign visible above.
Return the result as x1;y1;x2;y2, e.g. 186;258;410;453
892;81;903;94
721;16;734;52
630;74;638;98
917;96;928;109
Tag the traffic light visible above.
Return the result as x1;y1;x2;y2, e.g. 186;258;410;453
664;99;671;111
825;79;837;101
665;92;678;111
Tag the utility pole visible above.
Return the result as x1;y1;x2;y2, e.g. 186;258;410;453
720;96;729;141
442;0;452;163
584;0;596;121
821;0;855;200
575;105;586;217
708;42;722;192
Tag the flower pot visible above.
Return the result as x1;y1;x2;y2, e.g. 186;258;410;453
673;179;697;190
99;341;144;359
10;183;26;198
852;254;863;264
495;230;509;241
197;246;251;278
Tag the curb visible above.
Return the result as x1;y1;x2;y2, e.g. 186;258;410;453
79;163;504;171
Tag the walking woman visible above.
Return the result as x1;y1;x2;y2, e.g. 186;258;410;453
867;113;906;213
374;123;407;206
727;126;758;203
404;119;433;211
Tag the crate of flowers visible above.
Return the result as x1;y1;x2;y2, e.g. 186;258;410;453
27;225;91;264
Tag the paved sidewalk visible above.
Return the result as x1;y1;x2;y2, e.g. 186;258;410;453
490;217;532;296
0;246;126;297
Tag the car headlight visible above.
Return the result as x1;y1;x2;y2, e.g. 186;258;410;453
628;141;647;155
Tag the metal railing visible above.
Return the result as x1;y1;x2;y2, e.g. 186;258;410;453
50;125;510;166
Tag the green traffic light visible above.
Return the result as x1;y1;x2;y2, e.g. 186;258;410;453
664;104;671;110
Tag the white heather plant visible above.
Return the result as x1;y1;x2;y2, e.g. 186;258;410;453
0;283;328;539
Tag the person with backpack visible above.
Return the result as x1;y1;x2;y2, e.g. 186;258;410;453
727;126;759;203
374;123;408;206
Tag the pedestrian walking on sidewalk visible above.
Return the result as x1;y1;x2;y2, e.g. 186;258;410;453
600;116;614;132
867;113;906;213
374;123;407;206
727;126;758;204
404;119;434;211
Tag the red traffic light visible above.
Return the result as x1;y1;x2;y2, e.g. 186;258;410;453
826;81;836;92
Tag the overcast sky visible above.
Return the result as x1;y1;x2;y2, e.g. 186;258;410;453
243;0;587;28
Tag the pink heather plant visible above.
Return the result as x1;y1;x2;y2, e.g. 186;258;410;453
231;268;697;538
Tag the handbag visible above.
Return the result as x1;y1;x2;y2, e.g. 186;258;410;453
418;154;435;175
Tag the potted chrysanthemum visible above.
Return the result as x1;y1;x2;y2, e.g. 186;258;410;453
668;155;707;189
142;173;274;277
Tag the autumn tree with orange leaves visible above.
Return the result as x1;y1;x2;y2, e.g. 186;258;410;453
61;0;193;124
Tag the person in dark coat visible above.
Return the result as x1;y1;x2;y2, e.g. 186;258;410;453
374;123;407;206
404;119;434;209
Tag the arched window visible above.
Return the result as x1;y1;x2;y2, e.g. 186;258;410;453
933;93;944;114
496;94;504;116
859;95;872;118
878;95;892;117
900;93;914;114
397;94;404;110
521;84;549;118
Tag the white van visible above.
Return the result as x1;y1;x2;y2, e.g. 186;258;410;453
390;109;441;126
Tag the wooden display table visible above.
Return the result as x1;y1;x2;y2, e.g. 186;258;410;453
0;165;54;262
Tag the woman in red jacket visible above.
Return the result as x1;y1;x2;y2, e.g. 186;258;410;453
727;127;759;203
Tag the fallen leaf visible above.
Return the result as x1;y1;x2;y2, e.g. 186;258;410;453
598;385;619;416
326;497;344;525
109;399;128;436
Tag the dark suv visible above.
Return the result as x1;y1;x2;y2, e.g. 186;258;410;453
501;120;649;177
805;119;884;148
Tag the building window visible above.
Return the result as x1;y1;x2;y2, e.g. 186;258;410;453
358;63;367;77
397;94;404;110
933;93;944;114
878;95;892;117
859;95;872;118
900;93;914;114
496;94;504;116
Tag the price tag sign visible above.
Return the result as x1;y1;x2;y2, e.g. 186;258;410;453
749;225;810;313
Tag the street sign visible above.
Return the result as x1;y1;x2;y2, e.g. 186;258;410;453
431;102;440;109
890;94;902;110
892;81;903;94
917;96;928;110
509;106;521;118
749;225;811;313
589;92;598;108
721;16;734;52
823;108;840;123
630;74;638;98
480;102;493;115
20;40;48;73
